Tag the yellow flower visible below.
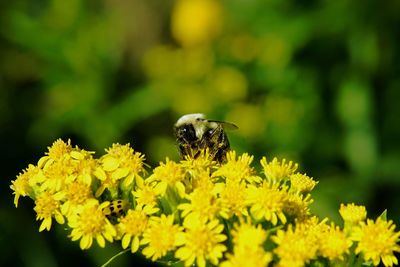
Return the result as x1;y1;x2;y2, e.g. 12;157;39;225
10;164;41;207
68;199;117;249
352;218;400;267
38;139;72;168
180;148;216;176
171;0;223;47
146;158;186;197
231;221;267;249
290;173;318;193
60;181;94;216
212;151;261;184
221;247;272;267
99;143;146;191
118;209;148;253
41;158;73;192
132;183;160;215
272;217;328;267
175;215;227;267
217;180;248;219
246;181;287;225
141;214;183;261
284;193;312;220
260;157;298;182
339;203;367;224
319;223;352;261
66;149;97;186
34;191;65;232
178;185;220;221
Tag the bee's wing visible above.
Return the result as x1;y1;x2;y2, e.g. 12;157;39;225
208;120;239;130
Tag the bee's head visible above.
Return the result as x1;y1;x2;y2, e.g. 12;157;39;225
174;113;210;142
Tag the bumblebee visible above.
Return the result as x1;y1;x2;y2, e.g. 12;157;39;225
174;113;238;163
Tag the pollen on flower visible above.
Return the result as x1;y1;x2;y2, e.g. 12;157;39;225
339;203;367;224
260;157;298;182
175;215;227;267
352;218;400;267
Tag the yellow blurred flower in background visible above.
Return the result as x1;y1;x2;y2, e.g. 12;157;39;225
171;0;223;47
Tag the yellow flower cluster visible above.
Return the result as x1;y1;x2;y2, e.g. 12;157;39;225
10;139;400;267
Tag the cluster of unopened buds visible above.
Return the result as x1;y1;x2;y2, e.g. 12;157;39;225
10;139;400;267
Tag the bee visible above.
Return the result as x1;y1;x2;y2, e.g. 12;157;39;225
174;113;238;163
102;199;129;219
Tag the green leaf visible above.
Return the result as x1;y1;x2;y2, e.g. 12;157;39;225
378;209;387;221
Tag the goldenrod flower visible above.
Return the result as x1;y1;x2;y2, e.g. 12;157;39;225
290;173;318;193
66;149;97;186
221;246;272;267
352;218;400;267
339;203;367;224
246;181;287;225
231;221;267;249
38;139;72;168
118;209;148;253
146;159;186;197
319;223;352;261
94;143;145;197
132;183;160;215
260;157;298;182
272;224;318;267
175;215;227;267
284;193;312;220
101;143;146;190
222;222;271;267
217;180;248;219
178;185;220;221
273;217;329;267
180;149;216;176
213;151;261;184
60;181;93;216
40;158;72;192
11;140;400;267
68;199;117;249
34;191;65;232
141;214;183;261
10;164;40;207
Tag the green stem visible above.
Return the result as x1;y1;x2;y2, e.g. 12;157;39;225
100;249;129;267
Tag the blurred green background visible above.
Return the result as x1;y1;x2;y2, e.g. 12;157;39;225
1;0;399;266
